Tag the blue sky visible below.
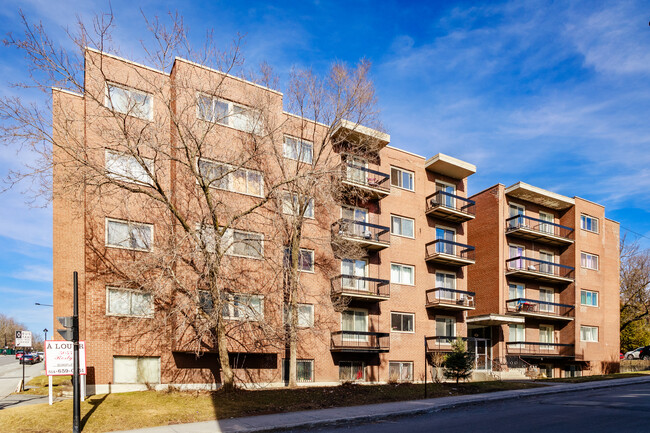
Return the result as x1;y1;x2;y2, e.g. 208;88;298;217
1;0;649;338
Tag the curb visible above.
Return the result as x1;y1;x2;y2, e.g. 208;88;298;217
233;376;650;433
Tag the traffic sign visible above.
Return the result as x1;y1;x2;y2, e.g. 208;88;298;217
15;330;32;347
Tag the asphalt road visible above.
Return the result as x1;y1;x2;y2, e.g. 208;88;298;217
293;382;650;433
0;354;44;399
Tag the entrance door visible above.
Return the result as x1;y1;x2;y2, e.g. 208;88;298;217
436;272;456;300
539;211;554;235
509;204;525;228
342;309;368;343
347;156;368;185
341;259;368;292
539;287;554;313
436;182;456;209
539;251;554;275
436;227;455;255
342;206;368;237
509;245;525;269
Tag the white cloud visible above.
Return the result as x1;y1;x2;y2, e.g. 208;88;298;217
11;264;53;283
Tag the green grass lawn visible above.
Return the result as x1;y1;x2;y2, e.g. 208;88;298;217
0;381;543;433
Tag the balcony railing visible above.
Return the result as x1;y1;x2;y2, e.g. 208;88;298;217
506;256;574;282
425;336;467;352
332;219;390;250
330;331;390;353
342;164;390;195
425;288;475;310
425;191;476;222
331;275;390;301
506;341;575;357
425;240;476;265
506;215;574;245
506;298;574;320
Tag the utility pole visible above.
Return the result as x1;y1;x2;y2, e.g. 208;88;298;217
424;336;427;399
72;271;80;433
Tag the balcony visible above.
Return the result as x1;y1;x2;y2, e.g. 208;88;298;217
425;288;475;311
332;219;390;251
330;331;390;353
425;191;476;223
425;240;476;266
505;257;575;284
341;164;390;199
425;336;467;352
331;275;390;301
506;342;575;358
505;298;574;321
506;215;574;246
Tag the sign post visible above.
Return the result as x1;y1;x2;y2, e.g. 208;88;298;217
15;330;32;391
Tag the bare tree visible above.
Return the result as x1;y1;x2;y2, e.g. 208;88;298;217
620;237;650;336
1;10;383;390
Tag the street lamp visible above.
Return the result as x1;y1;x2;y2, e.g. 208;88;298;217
43;328;48;342
35;302;53;307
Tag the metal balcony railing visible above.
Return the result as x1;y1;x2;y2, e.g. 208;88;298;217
506;256;574;280
343;164;390;193
425;240;476;262
506;341;575;357
425;288;475;309
332;219;390;246
330;331;390;352
506;298;574;318
426;191;476;216
506;215;574;242
425;336;467;351
331;275;390;299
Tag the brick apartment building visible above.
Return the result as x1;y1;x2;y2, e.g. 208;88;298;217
52;49;618;393
467;183;620;378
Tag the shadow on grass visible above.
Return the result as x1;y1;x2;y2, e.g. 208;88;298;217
80;393;109;430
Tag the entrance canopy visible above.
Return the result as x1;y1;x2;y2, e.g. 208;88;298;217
466;314;525;326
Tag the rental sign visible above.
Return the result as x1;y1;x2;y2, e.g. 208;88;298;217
45;341;87;376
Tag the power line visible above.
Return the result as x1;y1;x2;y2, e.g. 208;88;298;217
620;225;650;241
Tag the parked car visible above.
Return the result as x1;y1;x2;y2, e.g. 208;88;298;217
624;347;644;360
37;351;44;362
15;350;24;360
639;346;650;361
620;352;624;360
20;353;38;365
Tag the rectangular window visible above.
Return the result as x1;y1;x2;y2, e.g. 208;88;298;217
390;263;415;285
508;283;525;300
388;361;413;382
580;215;599;233
580;290;599;307
106;287;153;317
113;356;160;384
339;361;364;381
282;359;314;383
509;324;525;346
198;158;264;197
105;83;153;120
390;167;414;191
197;94;262;134
539;287;554;312
581;252;599;270
580;326;598;342
391;215;414;238
283;136;313;164
105;150;153;185
564;365;582;378
222;293;264;321
282;193;314;219
198;290;213;313
284;303;314;328
223;229;264;259
106;219;153;251
436;317;456;338
391;312;414;333
284;248;314;272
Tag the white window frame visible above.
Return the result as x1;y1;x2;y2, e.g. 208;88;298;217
580;289;599;307
538;211;555;234
388;361;414;382
197;158;264;198
105;82;153;121
391;215;415;238
196;93;262;134
341;308;368;341
282;193;315;219
391;312;415;333
105;218;154;252
580;325;599;342
436;316;456;339
508;283;525;300
580;214;599;234
222;228;264;259
282;359;314;383
390;263;415;286
106;287;154;318
539;287;554;312
284;303;314;328
390;166;414;191
581;252;599;270
222;293;264;321
283;135;314;164
509;324;525;348
339;361;365;382
105;149;154;185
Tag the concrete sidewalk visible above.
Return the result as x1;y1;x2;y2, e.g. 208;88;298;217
118;376;650;433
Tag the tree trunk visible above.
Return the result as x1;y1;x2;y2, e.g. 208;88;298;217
287;227;303;388
216;317;235;391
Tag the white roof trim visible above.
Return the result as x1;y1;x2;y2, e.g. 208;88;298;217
332;119;390;145
282;111;329;128
85;47;169;75
174;57;284;96
425;153;476;179
466;314;525;325
385;145;425;160
505;182;574;210
52;87;84;98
